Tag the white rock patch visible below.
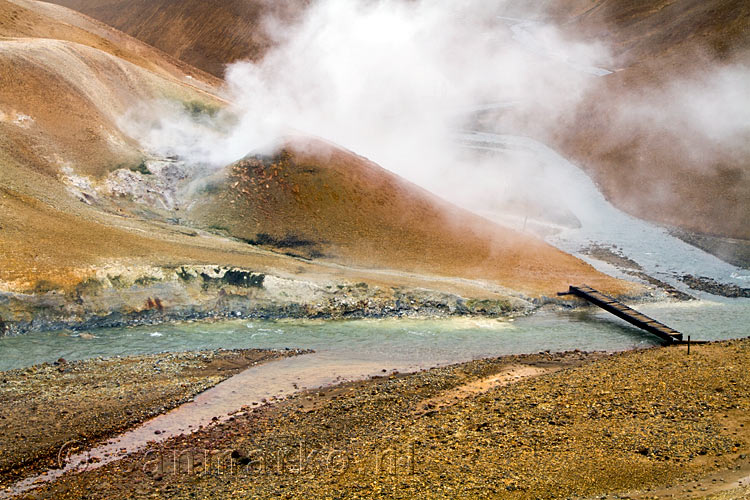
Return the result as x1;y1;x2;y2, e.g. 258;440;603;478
12;113;35;128
59;166;98;205
104;159;189;211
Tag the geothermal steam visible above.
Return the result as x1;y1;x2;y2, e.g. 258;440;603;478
123;0;748;220
123;0;610;202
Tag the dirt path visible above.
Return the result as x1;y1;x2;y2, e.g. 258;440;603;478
414;364;552;416
0;349;303;491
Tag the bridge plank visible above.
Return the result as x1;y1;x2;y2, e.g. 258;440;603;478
562;285;685;344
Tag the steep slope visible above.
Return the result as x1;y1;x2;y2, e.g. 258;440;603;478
0;0;635;334
559;0;750;67
0;0;223;179
1;0;220;88
44;0;308;77
190;137;628;296
44;0;749;242
544;0;750;241
0;0;236;291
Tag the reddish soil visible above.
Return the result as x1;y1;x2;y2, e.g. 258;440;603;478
549;0;750;239
191;137;631;297
45;0;309;77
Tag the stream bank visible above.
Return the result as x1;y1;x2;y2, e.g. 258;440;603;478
0;264;527;336
3;299;749;498
13;339;750;500
0;348;305;488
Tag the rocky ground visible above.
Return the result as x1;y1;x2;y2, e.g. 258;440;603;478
0;348;305;488
581;244;696;301
13;338;750;499
0;264;529;336
670;230;750;270
679;275;750;299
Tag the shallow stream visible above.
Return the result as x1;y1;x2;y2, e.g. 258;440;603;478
3;299;749;372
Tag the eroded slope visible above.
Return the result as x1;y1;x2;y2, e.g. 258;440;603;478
190;137;629;296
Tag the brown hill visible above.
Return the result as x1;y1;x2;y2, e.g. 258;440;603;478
542;0;750;240
0;0;237;290
44;0;750;243
0;0;630;309
558;0;750;67
44;0;308;77
0;0;222;179
189;137;627;296
1;0;221;88
554;72;750;240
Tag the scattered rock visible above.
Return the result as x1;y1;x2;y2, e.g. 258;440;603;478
680;275;750;298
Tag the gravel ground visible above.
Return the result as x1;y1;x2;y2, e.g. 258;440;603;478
11;339;750;499
0;348;303;487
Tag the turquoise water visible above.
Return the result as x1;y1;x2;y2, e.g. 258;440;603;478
1;299;748;372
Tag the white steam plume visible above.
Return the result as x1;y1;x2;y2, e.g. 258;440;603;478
123;0;611;206
620;64;750;162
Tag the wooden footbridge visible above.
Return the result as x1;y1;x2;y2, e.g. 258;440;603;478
558;285;688;345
